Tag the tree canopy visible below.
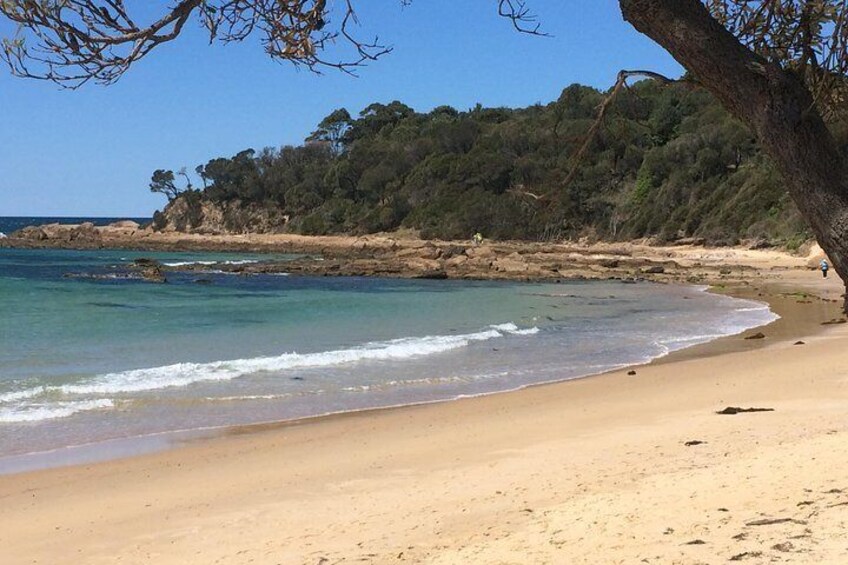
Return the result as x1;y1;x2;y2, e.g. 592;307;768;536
153;83;808;246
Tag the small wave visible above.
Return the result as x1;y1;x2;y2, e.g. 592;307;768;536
162;260;259;267
0;387;46;404
489;322;540;335
0;399;114;423
6;323;539;402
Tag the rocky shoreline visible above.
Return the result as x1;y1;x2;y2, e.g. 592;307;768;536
0;220;829;288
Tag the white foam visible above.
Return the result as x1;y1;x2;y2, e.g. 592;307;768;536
0;387;45;404
0;324;536;401
162;260;260;267
0;399;114;423
490;322;540;335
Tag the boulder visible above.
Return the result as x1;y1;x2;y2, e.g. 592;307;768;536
598;258;620;268
69;222;101;242
108;220;141;229
466;246;495;259
642;265;665;274
132;258;167;283
12;226;49;240
495;256;529;273
445;255;469;268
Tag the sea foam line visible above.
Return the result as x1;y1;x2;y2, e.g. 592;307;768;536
0;399;114;424
2;323;539;405
162;259;260;267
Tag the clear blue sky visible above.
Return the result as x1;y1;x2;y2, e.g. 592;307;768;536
0;0;682;217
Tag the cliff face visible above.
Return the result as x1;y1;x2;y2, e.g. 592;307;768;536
153;194;290;235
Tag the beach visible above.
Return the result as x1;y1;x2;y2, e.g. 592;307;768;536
0;259;846;563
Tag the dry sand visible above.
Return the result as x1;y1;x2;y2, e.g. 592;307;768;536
1;270;847;564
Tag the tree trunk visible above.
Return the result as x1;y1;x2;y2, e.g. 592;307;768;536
619;0;848;310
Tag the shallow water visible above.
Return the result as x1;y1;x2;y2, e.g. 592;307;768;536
0;247;777;460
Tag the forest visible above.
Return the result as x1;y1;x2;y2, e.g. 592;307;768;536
152;81;811;246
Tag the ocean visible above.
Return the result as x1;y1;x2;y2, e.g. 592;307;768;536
0;218;778;470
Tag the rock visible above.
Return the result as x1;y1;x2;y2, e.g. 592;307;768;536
440;245;466;259
627;370;637;376
68;222;101;242
684;440;706;446
131;258;166;283
494;253;529;273
642;265;665;274
108;220;141;229
716;406;774;415
794;340;806;345
13;226;49;240
415;269;448;280
598;258;620;268
445;255;468;268
821;318;847;325
466;246;495;259
744;332;766;340
397;245;441;260
747;238;773;250
675;237;706;246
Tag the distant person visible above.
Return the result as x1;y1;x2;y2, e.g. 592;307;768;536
821;259;830;278
472;232;483;246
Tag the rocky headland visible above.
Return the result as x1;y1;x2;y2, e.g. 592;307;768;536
0;220;836;297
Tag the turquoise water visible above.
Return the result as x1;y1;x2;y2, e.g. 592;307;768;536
0;247;778;462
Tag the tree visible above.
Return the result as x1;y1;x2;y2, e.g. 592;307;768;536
618;0;848;309
307;108;353;155
3;0;847;305
149;168;191;201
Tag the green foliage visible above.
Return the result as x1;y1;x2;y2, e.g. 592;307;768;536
154;81;810;244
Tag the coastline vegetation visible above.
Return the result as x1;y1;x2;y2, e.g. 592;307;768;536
152;81;810;245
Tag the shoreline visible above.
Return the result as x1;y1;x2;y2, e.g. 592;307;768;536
2;221;837;288
0;281;804;477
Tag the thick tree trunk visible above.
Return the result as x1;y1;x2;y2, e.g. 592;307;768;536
619;0;848;309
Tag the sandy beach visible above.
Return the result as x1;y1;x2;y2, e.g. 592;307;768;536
1;258;847;564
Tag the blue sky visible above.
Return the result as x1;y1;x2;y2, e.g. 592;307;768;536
0;1;682;217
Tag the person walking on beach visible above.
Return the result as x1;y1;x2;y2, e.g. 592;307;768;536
821;259;830;278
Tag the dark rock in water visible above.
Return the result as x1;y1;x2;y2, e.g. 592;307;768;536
716;406;774;415
130;258;166;283
684;440;707;446
744;332;766;340
194;278;213;285
642;265;665;274
415;269;448;280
